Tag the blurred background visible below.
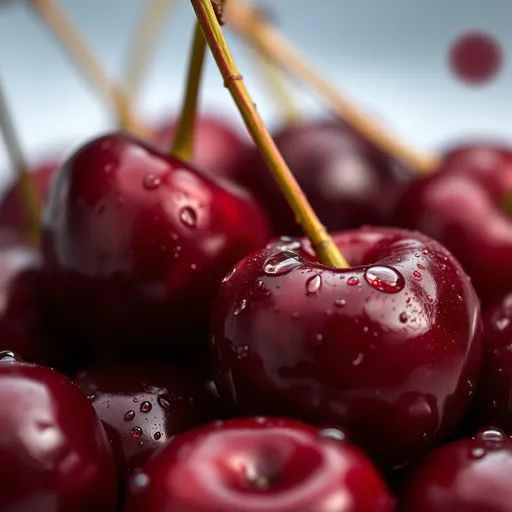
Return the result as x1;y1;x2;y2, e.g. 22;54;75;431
0;0;511;191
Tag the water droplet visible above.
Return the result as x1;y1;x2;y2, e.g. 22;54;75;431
413;270;422;280
143;173;161;190
422;250;429;255
138;441;144;447
470;446;486;459
312;333;323;345
124;410;135;421
477;427;506;447
457;295;464;302
158;396;170;409
334;299;346;308
306;274;322;294
399;312;408;323
131;426;143;438
154;431;162;440
347;276;359;286
234;299;247;316
426;295;434;303
364;266;405;293
263;251;303;276
132;472;150;489
0;350;22;362
133;398;138;403
495;317;511;331
352;353;364;366
319;428;346;441
180;206;198;228
140;401;152;413
275;236;302;251
417;263;425;270
222;267;236;284
449;31;503;85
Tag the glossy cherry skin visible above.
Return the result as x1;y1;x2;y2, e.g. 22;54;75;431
0;360;117;511
41;132;269;356
124;417;395;512
75;359;227;487
230;120;414;236
0;160;57;236
395;142;512;305
470;292;512;433
401;427;512;511
0;229;84;371
210;227;483;468
151;115;246;180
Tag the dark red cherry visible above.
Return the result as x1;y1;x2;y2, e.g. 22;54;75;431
449;31;503;85
124;417;395;512
75;359;227;487
230;120;414;236
402;427;512;511
151;115;246;180
395;142;512;305
0;360;117;511
41;132;269;357
210;227;482;468
0;229;83;371
0;159;57;236
471;292;512;433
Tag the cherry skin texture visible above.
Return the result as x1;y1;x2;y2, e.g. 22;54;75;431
151;115;246;180
395;142;512;305
124;417;395;512
402;427;512;511
41;132;269;356
75;360;226;485
230;120;414;236
471;292;512;433
0;360;117;511
210;227;483;468
0;160;57;236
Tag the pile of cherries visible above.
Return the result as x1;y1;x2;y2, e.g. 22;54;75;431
3;3;512;512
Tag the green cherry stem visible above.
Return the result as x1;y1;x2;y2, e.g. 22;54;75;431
170;22;207;161
189;0;349;269
0;80;41;244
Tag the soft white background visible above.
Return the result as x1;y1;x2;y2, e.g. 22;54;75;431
0;0;511;190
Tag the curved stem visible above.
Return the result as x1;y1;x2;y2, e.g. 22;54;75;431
0;80;40;244
123;0;178;105
190;0;348;268
30;0;147;136
225;0;440;175
170;22;207;161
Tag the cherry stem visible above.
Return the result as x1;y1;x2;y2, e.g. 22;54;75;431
225;0;440;175
123;0;177;105
170;22;207;161
30;0;147;137
0;80;40;244
190;0;349;269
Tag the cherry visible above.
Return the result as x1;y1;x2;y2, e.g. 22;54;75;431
151;115;246;180
0;159;57;236
210;227;482;468
449;31;503;86
230;120;414;236
401;427;512;511
41;132;269;356
74;359;227;487
0;229;83;371
124;417;395;512
471;292;512;433
395;142;512;305
0;358;117;511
